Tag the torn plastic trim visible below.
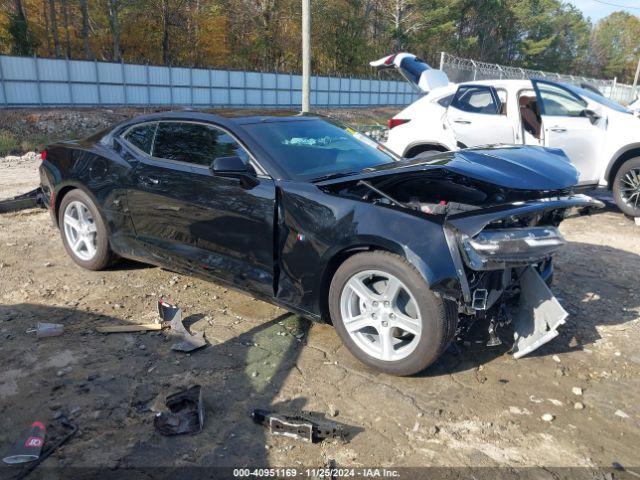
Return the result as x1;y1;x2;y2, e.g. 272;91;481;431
511;266;568;358
443;225;471;303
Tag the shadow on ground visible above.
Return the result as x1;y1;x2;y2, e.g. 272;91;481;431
0;303;320;475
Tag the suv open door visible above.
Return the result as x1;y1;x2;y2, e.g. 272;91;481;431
445;84;515;148
370;53;449;93
532;79;605;184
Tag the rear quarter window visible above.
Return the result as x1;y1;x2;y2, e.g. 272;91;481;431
124;123;156;154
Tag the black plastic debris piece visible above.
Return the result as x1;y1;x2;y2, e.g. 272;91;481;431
154;385;205;436
157;298;206;352
251;409;359;443
0;188;43;214
2;421;46;464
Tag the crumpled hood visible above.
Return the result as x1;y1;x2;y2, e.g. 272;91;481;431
317;145;579;192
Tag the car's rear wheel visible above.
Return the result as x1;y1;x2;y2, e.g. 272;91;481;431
613;157;640;217
328;251;457;376
58;189;114;270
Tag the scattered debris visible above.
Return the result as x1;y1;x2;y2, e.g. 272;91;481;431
14;419;77;479
552;355;561;363
541;413;555;422
572;387;583;396
96;323;162;333
26;322;64;338
574;402;585;410
154;385;205;436
251;409;358;443
613;462;640;479
158;298;206;352
529;395;544;404
2;421;46;464
614;410;630;419
0;187;43;214
548;399;563;407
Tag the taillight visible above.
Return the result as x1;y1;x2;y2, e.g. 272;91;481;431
40;149;47;161
384;54;397;66
388;118;410;129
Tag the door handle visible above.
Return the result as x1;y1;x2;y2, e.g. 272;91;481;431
549;126;567;133
139;175;160;186
453;119;472;124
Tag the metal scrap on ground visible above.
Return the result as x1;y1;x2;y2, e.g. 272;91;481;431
251;409;361;443
157;298;207;352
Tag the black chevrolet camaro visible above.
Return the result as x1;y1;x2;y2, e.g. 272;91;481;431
40;111;601;375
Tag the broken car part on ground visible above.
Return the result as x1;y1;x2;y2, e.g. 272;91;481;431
39;111;602;375
251;409;356;443
154;385;205;436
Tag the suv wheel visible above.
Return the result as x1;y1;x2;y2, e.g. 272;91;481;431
613;157;640;217
58;189;114;270
329;251;457;376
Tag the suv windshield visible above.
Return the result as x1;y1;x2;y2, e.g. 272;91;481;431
243;118;398;180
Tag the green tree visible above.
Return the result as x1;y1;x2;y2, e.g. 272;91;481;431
591;12;640;82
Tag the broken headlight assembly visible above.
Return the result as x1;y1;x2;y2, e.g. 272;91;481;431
460;226;566;270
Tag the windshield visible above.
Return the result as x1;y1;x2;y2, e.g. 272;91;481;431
562;83;632;114
242;118;398;180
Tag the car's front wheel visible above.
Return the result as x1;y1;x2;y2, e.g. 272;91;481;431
613;157;640;217
58;189;114;270
328;251;457;376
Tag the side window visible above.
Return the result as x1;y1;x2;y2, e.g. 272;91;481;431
536;82;586;116
451;86;500;114
437;94;454;107
152;122;250;166
124;123;156;154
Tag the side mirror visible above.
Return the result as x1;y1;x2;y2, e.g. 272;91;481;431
582;109;601;124
211;156;251;176
210;156;258;188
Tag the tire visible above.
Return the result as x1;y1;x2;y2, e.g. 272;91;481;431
58;189;114;270
328;251;458;376
612;157;640;217
408;148;441;159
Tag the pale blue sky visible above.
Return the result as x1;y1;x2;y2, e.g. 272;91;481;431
566;0;640;22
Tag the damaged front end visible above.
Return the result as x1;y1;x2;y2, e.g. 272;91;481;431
443;195;602;358
319;146;604;357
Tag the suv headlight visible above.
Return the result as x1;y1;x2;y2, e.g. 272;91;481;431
461;226;565;270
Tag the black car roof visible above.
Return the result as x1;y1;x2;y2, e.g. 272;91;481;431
115;110;321;129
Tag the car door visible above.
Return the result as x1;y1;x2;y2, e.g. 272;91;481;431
445;85;515;148
125;120;276;297
532;79;604;184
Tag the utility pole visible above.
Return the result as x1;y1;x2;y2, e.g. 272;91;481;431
301;0;310;112
632;57;640;101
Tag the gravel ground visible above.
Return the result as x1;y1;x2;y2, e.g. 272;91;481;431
0;109;639;476
1;206;639;474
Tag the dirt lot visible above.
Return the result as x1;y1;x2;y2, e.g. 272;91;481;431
0;110;639;477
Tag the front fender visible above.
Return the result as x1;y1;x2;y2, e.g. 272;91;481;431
275;183;461;317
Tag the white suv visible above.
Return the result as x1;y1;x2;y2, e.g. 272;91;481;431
373;53;640;217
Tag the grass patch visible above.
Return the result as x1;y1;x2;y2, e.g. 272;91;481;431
0;131;21;156
0;130;55;157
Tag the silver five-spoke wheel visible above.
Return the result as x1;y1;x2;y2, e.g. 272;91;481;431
63;200;98;261
340;269;422;362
